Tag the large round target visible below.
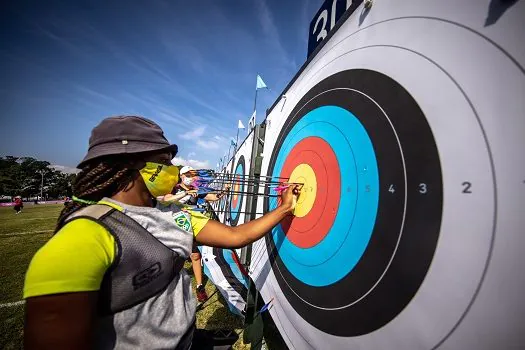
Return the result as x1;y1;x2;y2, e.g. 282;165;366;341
228;156;246;226
218;171;230;222
264;69;443;336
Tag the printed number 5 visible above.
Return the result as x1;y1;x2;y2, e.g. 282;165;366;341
313;10;328;42
419;183;427;194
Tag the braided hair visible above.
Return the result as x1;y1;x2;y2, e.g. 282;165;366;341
55;156;138;233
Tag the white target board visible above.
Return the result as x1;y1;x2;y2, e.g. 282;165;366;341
248;0;525;349
227;131;255;227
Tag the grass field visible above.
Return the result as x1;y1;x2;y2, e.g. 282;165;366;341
0;204;279;349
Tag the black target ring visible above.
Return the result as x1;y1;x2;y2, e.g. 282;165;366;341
263;69;443;336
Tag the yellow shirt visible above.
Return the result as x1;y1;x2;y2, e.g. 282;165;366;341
24;204;209;299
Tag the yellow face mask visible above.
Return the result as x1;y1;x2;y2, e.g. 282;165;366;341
139;162;180;197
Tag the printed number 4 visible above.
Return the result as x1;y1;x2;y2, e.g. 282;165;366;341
388;184;395;193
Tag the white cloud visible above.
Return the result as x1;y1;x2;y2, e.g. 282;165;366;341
181;125;206;140
51;165;80;174
196;139;219;149
188;152;196;158
255;0;294;70
171;156;210;169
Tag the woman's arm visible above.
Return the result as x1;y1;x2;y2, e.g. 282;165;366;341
204;184;231;202
163;190;197;202
203;193;220;202
25;292;98;350
195;185;299;248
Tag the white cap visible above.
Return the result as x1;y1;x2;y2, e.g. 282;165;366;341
180;166;194;175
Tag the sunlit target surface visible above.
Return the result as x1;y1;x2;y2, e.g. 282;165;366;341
226;131;255;226
249;0;525;349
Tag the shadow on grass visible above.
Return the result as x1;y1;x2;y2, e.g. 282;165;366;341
0;304;25;350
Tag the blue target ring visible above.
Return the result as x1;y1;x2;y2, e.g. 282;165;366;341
229;156;245;226
268;106;379;286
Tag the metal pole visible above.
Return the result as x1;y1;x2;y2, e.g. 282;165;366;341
40;171;44;199
235;127;240;153
254;86;258;112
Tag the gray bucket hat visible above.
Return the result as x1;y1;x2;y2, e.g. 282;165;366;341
77;116;178;168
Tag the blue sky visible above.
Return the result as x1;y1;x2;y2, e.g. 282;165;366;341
0;0;321;172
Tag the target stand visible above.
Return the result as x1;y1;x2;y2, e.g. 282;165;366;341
248;0;525;349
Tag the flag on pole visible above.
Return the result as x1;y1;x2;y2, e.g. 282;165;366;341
248;110;256;130
230;139;236;147
256;74;268;90
238;120;245;129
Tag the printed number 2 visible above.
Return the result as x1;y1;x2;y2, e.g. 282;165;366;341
418;183;427;194
313;10;328;42
462;182;472;193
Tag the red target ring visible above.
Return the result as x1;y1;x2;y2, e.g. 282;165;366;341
279;137;341;248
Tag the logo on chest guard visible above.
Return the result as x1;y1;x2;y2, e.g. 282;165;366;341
173;212;191;232
132;262;163;290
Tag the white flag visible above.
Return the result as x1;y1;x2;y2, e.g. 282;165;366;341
238;120;245;129
248;110;256;130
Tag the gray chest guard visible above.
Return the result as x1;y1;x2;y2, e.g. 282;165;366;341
65;204;186;315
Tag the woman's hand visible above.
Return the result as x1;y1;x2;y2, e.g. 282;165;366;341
280;184;301;214
187;190;198;198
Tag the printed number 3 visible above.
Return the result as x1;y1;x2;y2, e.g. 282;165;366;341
419;183;427;194
313;10;328;42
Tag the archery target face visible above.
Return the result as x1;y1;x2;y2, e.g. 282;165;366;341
264;68;442;336
214;173;227;218
228;131;255;226
228;155;246;226
249;1;525;349
218;165;232;224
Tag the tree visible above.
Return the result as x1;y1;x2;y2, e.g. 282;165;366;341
0;156;76;199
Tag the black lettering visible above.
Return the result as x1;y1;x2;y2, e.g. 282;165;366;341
148;165;163;182
132;262;163;290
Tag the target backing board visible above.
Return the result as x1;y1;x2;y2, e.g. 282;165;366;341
248;0;525;349
227;131;256;227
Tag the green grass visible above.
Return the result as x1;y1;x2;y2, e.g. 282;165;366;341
0;204;61;350
0;204;281;349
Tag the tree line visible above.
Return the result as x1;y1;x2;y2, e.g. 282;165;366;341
0;156;76;202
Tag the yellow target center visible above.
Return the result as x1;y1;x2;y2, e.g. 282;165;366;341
289;164;317;218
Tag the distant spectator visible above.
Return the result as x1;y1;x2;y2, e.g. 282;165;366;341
14;196;23;214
